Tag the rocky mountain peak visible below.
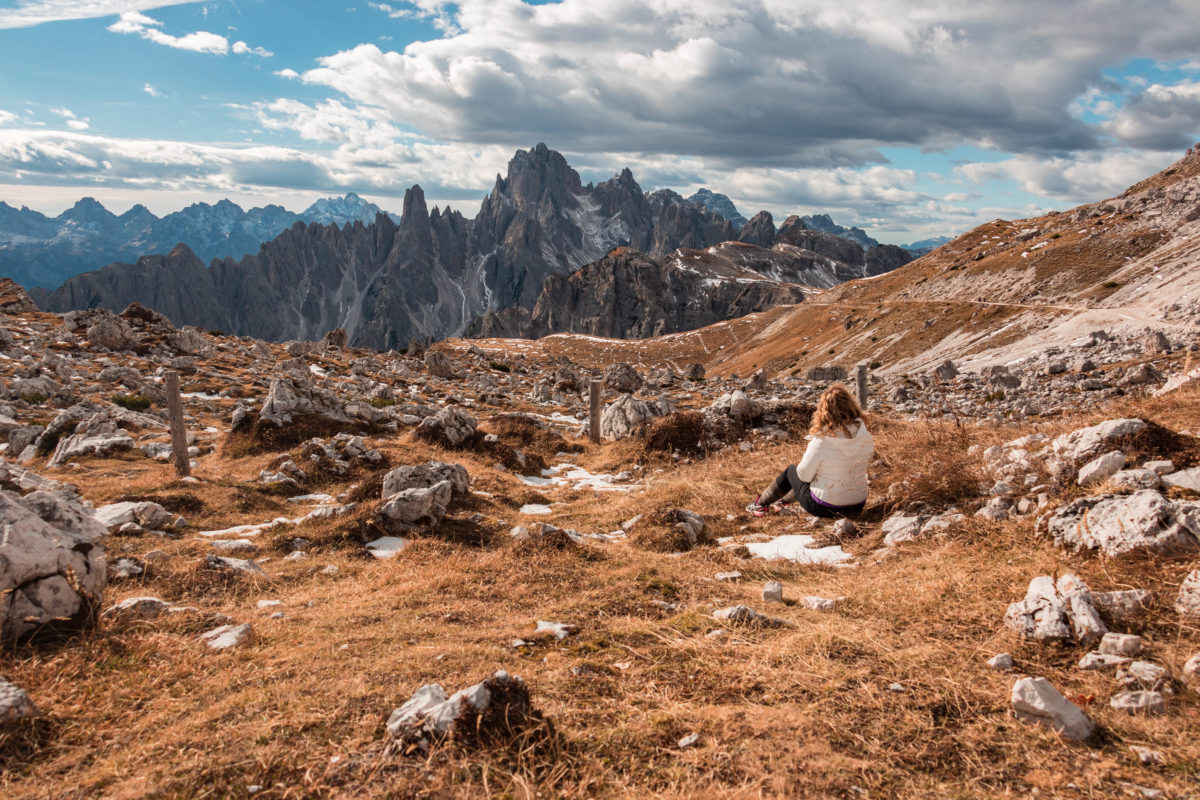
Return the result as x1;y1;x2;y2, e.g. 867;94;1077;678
738;211;776;248
502;142;584;214
688;188;748;229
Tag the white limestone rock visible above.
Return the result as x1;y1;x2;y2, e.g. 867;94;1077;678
1109;690;1165;715
1099;633;1142;657
1092;589;1153;625
1175;568;1200;617
94;500;173;531
1077;451;1126;487
198;622;252;650
1051;418;1147;464
382;462;469;500
378;480;452;531
0;676;41;725
101;596;172;625
988;653;1014;671
712;605;792;627
600;393;655;440
1162;467;1200;493
259;376;355;429
1039;490;1200;557
0;484;107;644
1003;576;1071;641
1010;676;1095;740
881;514;927;546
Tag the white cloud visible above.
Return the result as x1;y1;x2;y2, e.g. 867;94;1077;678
955;149;1180;204
49;107;76;119
0;0;203;29
0;110;16;126
143;83;162;97
1102;81;1200;150
232;40;273;58
106;10;269;56
274;68;300;79
66;119;89;130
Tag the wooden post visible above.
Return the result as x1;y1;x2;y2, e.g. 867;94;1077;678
165;370;191;478
589;379;602;443
855;362;869;410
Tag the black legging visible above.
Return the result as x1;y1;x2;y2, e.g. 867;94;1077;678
758;465;865;519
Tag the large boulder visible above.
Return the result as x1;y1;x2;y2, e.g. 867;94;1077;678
0;480;107;644
424;350;456;378
415;406;477;447
603;363;643;393
601;394;657;440
706;390;759;423
382;462;470;500
85;314;135;351
1039;490;1200;557
1051;418;1147;464
258;376;355;429
379;480;453;531
0;676;40;725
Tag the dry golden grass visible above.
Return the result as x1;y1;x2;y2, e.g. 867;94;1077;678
3;390;1200;799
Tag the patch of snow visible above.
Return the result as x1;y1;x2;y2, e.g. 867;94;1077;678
519;504;553;515
745;534;854;566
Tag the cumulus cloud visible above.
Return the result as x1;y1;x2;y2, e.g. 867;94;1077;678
106;10;272;57
143;83;162;97
233;40;273;58
108;11;228;54
955;148;1181;204
0;110;16;126
301;0;1200;167
1102;81;1200;150
274;68;300;79
0;0;202;29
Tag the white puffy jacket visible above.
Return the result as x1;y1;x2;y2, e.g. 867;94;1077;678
794;419;873;506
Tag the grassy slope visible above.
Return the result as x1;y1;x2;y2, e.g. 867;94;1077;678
3;383;1198;799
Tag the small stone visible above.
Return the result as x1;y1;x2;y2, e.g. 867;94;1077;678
714;571;741;582
799;596;841;611
988;653;1014;671
887;682;905;692
1117;661;1170;690
1129;745;1163;765
102;596;172;624
1182;653;1200;689
0;676;41;725
320;564;339;576
1109;690;1165;715
705;629;727;640
1142;460;1175;476
1099;632;1142;657
198;623;253;650
677;732;700;749
762;581;784;603
1079;652;1132;671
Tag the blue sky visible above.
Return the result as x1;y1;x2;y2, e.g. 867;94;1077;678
1;1;1198;243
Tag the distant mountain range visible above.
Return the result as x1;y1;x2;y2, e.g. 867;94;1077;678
34;144;915;349
0;193;388;289
684;188;947;254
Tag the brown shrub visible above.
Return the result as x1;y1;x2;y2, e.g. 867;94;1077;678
639;412;706;455
872;416;984;514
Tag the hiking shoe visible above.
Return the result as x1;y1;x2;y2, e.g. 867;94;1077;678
745;499;769;517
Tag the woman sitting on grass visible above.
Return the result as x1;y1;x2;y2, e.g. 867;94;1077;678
747;384;873;519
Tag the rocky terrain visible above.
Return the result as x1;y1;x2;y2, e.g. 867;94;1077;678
3;194;386;290
1;236;1199;797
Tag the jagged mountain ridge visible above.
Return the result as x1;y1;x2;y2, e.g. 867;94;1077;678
37;145;745;349
0;193;386;289
687;189;748;229
467;243;809;339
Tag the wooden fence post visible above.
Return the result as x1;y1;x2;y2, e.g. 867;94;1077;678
855;362;869;410
589;379;602;443
165;370;191;478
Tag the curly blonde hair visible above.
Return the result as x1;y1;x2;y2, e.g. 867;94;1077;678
809;384;863;437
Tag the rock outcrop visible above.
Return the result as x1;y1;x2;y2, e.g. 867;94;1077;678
0;461;107;644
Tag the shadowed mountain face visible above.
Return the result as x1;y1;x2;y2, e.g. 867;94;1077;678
467;246;807;340
38;144;739;349
0;193;386;290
